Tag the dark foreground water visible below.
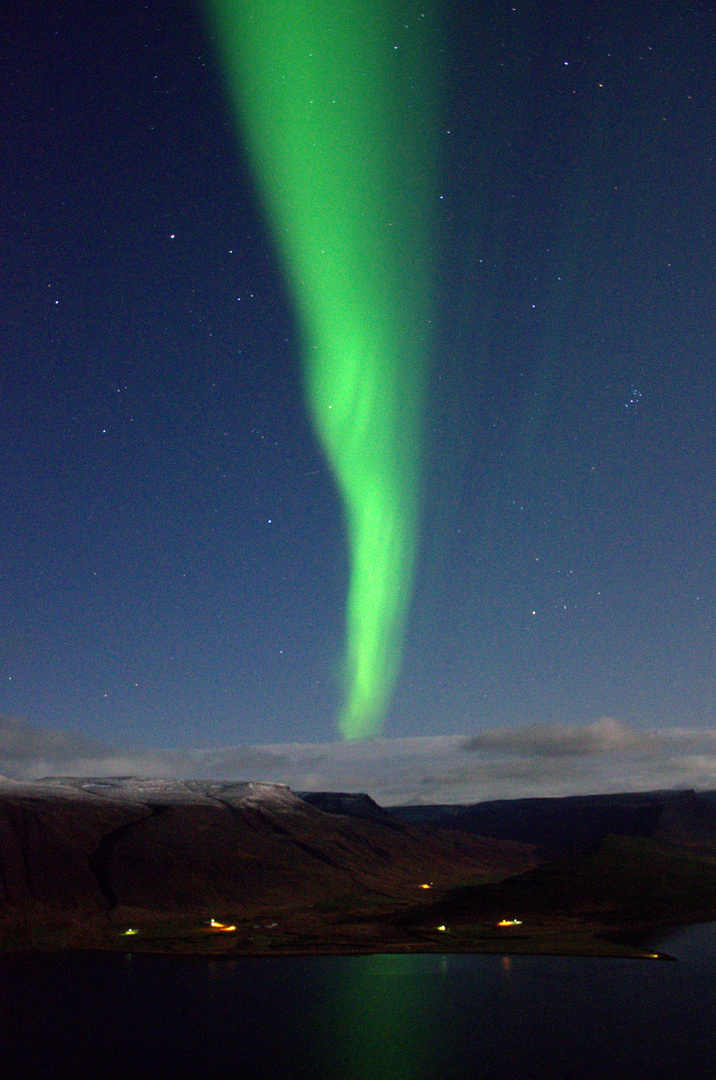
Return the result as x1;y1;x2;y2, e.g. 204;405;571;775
2;933;716;1080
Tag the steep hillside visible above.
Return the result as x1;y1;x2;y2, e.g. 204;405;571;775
0;779;534;951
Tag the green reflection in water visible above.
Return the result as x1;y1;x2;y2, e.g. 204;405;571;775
310;954;437;1079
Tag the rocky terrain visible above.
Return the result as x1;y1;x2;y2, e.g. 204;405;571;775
0;777;534;953
2;780;716;957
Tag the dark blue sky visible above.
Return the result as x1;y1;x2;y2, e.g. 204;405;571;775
2;0;716;755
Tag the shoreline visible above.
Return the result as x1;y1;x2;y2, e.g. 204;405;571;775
0;915;686;961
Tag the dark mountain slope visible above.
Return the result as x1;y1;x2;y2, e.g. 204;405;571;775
0;780;534;927
395;833;716;934
393;789;716;858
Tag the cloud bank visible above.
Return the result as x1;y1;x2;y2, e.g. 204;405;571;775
0;713;181;783
3;713;716;805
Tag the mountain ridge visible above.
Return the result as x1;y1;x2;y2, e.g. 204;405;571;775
2;780;716;956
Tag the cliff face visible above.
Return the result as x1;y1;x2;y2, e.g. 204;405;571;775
0;779;534;928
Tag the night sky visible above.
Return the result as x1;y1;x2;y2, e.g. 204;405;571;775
3;0;716;792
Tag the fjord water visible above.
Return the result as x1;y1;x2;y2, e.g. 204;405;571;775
2;947;716;1079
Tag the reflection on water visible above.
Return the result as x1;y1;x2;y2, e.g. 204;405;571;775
309;954;433;1080
2;949;716;1079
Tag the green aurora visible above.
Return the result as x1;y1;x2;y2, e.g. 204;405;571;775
204;0;439;738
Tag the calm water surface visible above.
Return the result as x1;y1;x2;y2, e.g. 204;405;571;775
1;944;716;1079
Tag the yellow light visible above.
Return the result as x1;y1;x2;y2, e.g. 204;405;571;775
209;919;237;932
122;928;139;936
419;883;432;889
497;919;523;927
437;925;447;932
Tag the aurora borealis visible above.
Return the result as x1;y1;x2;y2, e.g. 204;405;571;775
204;0;438;738
3;0;716;783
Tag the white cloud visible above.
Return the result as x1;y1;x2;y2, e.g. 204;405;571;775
3;713;716;805
460;717;637;757
183;723;716;804
0;712;107;761
0;713;183;781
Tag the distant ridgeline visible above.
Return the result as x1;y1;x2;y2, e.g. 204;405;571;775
391;789;716;858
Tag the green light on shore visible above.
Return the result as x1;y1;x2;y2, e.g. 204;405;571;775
204;1;439;737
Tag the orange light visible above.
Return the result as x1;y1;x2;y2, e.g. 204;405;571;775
419;883;432;889
497;919;522;927
209;919;237;932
